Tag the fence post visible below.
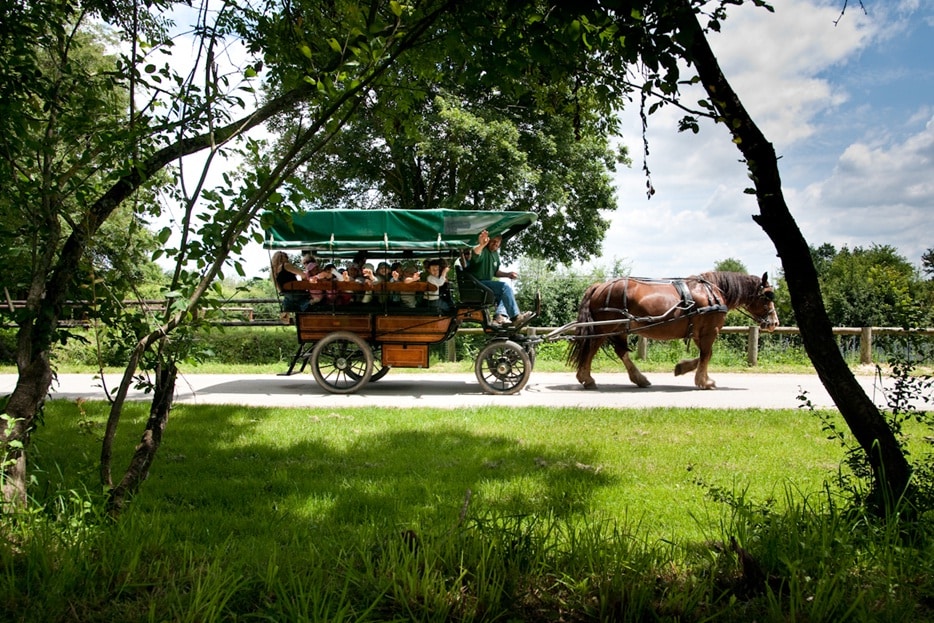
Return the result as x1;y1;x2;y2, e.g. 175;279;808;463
637;335;648;360
860;326;872;365
746;325;759;366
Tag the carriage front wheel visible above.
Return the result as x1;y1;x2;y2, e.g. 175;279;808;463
475;339;532;395
311;331;373;394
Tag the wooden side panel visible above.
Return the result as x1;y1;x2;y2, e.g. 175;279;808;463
296;314;372;342
375;315;453;343
381;344;429;368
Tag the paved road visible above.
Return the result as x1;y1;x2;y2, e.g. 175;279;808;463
1;370;895;410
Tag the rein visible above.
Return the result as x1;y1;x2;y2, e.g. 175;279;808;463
732;306;773;326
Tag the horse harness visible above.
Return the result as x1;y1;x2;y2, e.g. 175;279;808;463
598;277;729;340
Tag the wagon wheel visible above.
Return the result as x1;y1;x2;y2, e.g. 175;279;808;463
367;360;392;382
475;339;532;395
311;332;373;394
348;346;391;382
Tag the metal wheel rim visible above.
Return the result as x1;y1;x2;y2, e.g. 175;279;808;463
311;332;373;394
474;340;532;395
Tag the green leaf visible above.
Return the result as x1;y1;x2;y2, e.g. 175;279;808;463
389;1;403;17
299;44;312;60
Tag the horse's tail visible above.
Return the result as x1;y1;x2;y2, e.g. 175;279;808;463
566;282;600;369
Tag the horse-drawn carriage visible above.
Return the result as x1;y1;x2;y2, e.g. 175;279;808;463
264;209;540;395
265;208;780;396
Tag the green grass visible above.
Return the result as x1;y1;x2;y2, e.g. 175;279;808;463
33;401;839;543
8;399;933;621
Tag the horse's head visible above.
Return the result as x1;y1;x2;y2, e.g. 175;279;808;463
747;272;779;332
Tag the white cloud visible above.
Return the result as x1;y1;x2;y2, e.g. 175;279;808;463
600;0;932;279
705;0;873;144
796;114;934;261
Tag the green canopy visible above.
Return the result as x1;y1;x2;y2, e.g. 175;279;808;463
263;209;537;256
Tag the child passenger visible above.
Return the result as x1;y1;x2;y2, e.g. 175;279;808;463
359;263;377;304
423;258;450;313
398;262;420;309
389;261;404;305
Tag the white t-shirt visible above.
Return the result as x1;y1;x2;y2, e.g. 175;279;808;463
425;274;445;301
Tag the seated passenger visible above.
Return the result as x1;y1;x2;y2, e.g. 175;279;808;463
423;258;451;313
359;263;378;304
398;262;420;309
375;261;392;304
389;261;404;305
301;250;318;278
337;263;360;305
466;229;534;327
271;251;311;312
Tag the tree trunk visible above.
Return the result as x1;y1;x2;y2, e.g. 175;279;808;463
106;363;177;516
1;352;52;509
681;5;913;511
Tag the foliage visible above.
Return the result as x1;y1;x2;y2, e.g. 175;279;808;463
921;247;934;277
773;243;932;328
0;14;167;319
267;5;633;264
514;257;628;328
714;257;749;274
806;334;934;513
820;244;924;327
5;400;934;621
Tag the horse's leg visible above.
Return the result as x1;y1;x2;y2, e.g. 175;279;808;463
691;332;717;389
610;336;651;388
674;357;699;376
575;337;602;389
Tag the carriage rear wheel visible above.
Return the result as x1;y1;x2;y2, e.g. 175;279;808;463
311;331;373;394
475;339;532;395
348;346;391;382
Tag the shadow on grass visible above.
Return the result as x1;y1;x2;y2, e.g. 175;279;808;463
33;400;617;543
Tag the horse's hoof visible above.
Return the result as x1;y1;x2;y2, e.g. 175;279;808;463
636;379;652;388
583;381;597;390
674;364;687;376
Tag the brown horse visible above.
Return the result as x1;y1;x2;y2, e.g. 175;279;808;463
566;272;779;390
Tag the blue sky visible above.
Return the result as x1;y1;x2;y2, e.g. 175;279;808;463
602;0;933;278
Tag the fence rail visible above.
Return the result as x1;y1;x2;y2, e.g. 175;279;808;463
4;298;933;366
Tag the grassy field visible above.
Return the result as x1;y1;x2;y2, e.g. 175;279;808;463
39;401;843;542
3;326;934;621
5;394;933;621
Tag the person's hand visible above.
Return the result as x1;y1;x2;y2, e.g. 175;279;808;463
506;271;518;280
477;229;490;247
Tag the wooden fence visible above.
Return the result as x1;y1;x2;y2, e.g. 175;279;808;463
4;298;933;366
